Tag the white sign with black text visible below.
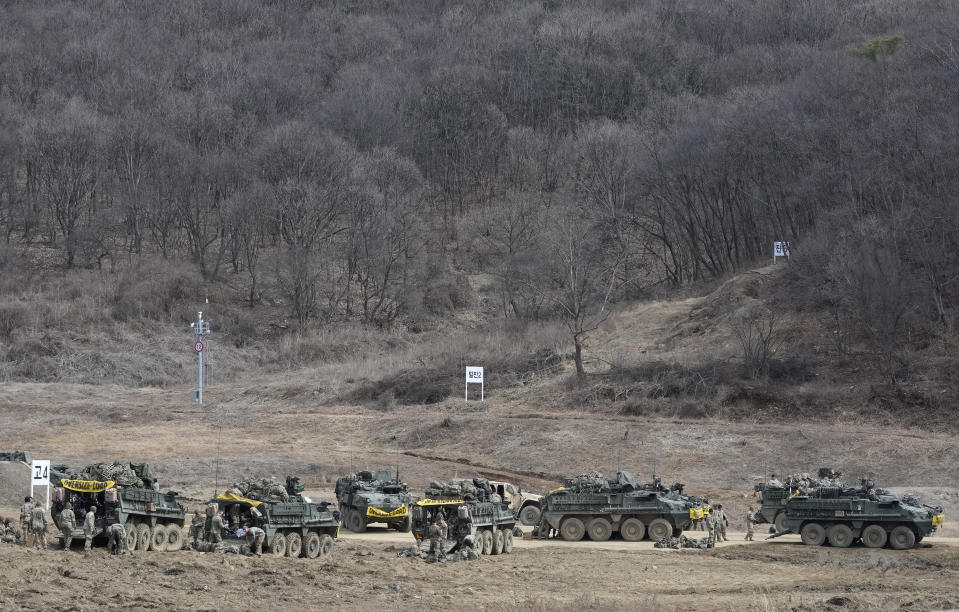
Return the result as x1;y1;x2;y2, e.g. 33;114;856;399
773;241;790;262
466;366;484;401
31;459;51;510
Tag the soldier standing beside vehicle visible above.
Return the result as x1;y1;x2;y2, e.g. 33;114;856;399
59;502;76;550
189;510;205;548
106;522;128;555
427;517;443;560
19;496;33;545
714;504;727;542
207;510;226;545
745;506;756;541
30;501;48;549
83;506;97;551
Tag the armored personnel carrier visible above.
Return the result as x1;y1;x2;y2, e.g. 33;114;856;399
335;469;416;533
411;479;517;555
214;475;340;558
536;471;709;542
51;461;186;551
762;477;945;549
754;468;844;532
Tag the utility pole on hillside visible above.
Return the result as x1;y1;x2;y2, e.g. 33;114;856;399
191;311;211;404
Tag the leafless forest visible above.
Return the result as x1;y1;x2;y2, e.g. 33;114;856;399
1;1;958;408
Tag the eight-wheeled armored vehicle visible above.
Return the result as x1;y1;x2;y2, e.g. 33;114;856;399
411;483;517;556
536;471;709;542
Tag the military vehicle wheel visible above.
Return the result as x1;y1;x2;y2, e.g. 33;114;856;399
136;523;152;551
151;524;169;552
286;531;302;557
503;529;514;554
166;525;184;552
828;524;854;548
586;518;612;541
861;524;887;548
481;529;494;555
519;505;541;527
125;522;138;551
304;531;321;558
774;512;788;533
318;534;334;558
648;518;672;541
492;529;504;555
269;532;287;556
889;526;916;550
347;510;367;533
396;515;412;533
800;522;826;546
560;518;585;542
620;518;646;542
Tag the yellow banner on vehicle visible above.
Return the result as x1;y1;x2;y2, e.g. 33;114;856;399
61;479;115;493
932;514;945;527
415;498;465;507
689;507;705;520
216;492;263;508
366;506;408;519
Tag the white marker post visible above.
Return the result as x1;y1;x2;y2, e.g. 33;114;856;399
466;366;484;402
31;459;51;510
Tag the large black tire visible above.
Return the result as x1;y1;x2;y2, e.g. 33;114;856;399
269;532;287;557
861;524;887;549
774;512;788;533
503;529;514;554
519;505;541;527
286;532;302;558
347;510;367;533
827;524;854;548
620;518;646;542
151;524;168;552
318;534;334;558
889;526;916;550
492;529;504;555
125;522;138;551
560;518;586;542
647;518;672;541
304;531;321;559
800;522;826;546
586;518;613;542
136;523;152;551
166;525;184;552
395;514;412;533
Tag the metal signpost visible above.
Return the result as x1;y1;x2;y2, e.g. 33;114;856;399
191;311;211;404
31;459;50;510
466;366;484;401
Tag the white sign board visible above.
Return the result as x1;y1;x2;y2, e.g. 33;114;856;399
773;241;790;262
466;366;484;401
31;459;51;510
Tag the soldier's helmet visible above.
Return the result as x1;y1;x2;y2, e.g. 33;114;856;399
65;502;72;509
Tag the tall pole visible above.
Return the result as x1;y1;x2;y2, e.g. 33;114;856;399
191;311;211;404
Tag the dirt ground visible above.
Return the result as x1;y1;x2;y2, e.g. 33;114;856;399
1;528;958;611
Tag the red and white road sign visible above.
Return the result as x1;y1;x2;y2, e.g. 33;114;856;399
194;341;204;353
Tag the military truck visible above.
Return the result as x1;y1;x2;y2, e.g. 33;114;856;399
51;462;187;551
214;477;340;558
536;471;709;542
411;497;517;556
487;480;544;526
335;469;416;533
765;480;945;549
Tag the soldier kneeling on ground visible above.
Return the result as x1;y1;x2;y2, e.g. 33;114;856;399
106;522;130;556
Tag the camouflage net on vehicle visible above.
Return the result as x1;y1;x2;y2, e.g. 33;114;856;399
654;535;714;549
51;462;145;488
783;469;844;491
424;478;501;503
562;472;608;491
229;477;289;503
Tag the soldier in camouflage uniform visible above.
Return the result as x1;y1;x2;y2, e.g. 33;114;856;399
30;501;48;549
714;504;727;542
745;506;756;541
427;518;444;560
19;496;33;545
189;510;205;548
59;502;76;550
106;522;128;555
83;506;96;551
207;510;226;544
244;524;265;556
1;518;20;543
